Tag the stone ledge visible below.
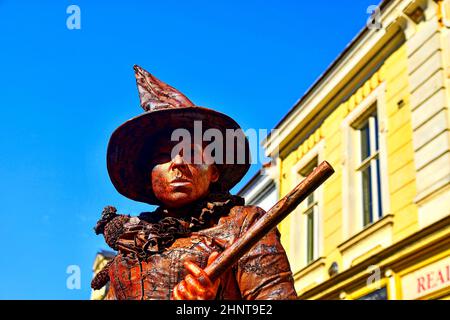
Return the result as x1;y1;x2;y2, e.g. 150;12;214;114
338;214;394;254
293;257;327;281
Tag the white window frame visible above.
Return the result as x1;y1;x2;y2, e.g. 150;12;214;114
289;140;324;272
341;83;390;239
354;112;383;226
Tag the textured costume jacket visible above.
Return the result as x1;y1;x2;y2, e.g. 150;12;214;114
95;195;297;300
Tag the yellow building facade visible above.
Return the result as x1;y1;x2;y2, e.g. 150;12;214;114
263;0;450;299
90;250;115;300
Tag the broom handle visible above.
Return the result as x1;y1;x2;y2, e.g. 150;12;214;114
204;161;335;281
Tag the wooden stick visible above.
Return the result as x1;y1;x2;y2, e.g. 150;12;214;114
204;161;335;281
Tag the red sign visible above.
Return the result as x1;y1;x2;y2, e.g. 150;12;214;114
402;256;450;300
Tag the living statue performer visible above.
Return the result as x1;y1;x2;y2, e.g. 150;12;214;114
91;65;297;300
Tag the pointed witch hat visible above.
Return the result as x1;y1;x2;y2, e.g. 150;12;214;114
106;65;251;205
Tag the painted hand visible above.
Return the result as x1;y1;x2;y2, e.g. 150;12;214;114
172;252;220;300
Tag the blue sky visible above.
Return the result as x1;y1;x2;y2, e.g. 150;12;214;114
0;0;377;299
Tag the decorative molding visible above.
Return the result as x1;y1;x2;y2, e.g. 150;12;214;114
293;257;326;281
293;68;384;165
338;214;394;254
342;68;385;117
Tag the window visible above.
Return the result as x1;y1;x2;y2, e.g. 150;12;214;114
340;84;392;265
290;141;324;273
354;110;383;227
299;157;319;264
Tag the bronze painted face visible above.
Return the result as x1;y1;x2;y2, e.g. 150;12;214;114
150;140;219;209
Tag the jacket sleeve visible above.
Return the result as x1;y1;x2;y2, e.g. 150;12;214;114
234;206;298;300
104;283;117;300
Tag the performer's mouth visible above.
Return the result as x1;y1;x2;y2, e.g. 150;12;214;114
170;178;193;186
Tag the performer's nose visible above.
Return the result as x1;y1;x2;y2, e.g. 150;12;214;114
171;152;188;172
172;153;184;165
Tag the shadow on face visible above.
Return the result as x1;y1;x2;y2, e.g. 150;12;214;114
147;130;220;209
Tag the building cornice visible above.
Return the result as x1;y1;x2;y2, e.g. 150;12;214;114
263;0;428;157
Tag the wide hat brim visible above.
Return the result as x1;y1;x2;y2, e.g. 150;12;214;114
107;106;251;205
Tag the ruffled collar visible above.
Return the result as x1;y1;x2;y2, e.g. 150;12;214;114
119;192;244;258
142;192;244;229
